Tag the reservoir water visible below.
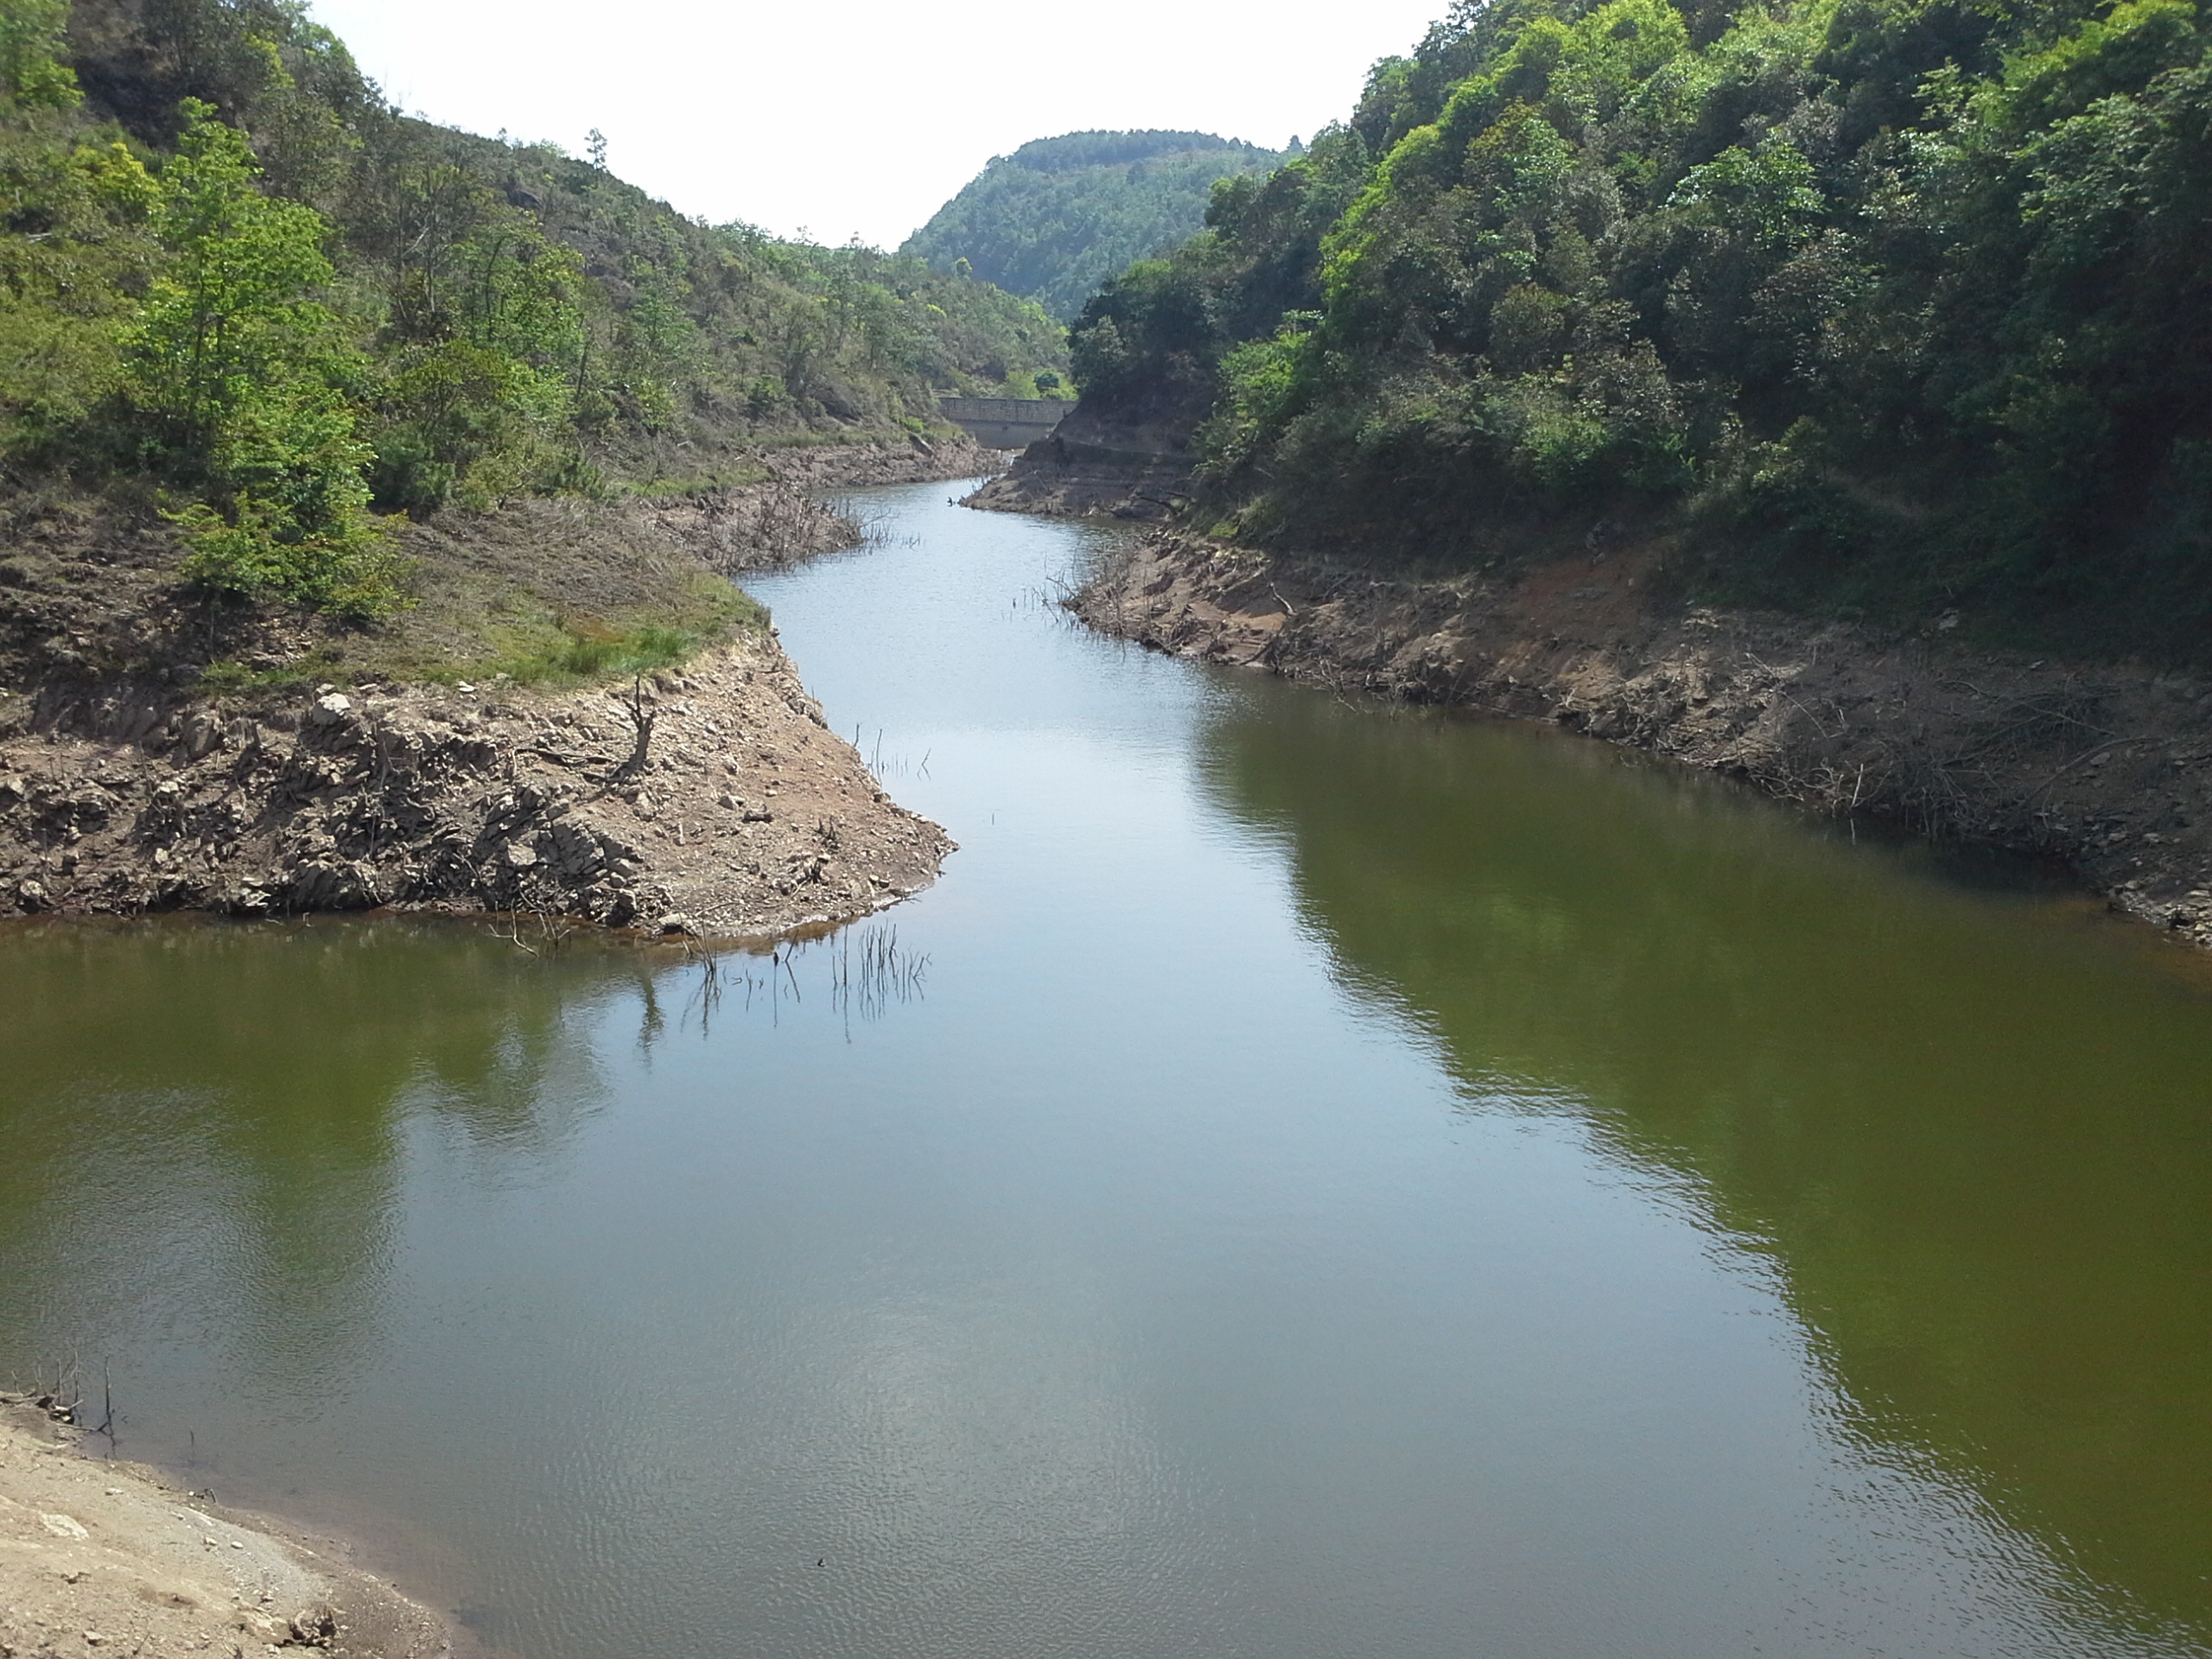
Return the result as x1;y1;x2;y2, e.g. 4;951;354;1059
3;480;2210;1658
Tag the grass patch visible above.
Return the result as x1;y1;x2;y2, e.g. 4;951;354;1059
194;501;778;699
481;585;764;688
496;622;695;684
197;651;350;695
410;502;769;678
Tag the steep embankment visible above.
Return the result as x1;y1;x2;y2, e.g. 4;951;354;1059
0;437;988;935
1039;0;2212;662
1081;532;2212;950
1;0;1032;935
0;1396;447;1658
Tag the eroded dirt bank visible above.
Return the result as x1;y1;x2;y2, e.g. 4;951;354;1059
0;436;976;936
0;1400;448;1659
1080;531;2212;949
0;628;949;938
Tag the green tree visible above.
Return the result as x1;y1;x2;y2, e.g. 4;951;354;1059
4;0;1067;549
124;99;400;616
358;156;589;512
0;0;81;111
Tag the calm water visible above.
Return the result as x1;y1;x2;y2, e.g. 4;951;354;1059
3;480;2210;1659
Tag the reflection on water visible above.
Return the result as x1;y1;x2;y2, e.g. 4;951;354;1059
1195;690;2212;1632
0;918;626;1404
1;482;2208;1659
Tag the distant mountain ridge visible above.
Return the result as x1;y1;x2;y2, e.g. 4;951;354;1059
903;130;1290;322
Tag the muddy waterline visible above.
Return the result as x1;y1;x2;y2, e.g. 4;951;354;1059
2;480;2209;1659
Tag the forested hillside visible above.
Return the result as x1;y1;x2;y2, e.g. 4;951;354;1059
903;130;1286;323
1070;0;2212;659
0;0;1066;616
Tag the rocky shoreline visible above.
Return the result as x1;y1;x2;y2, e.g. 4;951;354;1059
0;628;950;939
0;435;993;938
1077;530;2212;952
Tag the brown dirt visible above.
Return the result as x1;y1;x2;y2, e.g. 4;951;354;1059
0;435;998;699
0;435;980;938
1078;531;2212;950
0;627;950;938
0;1400;448;1659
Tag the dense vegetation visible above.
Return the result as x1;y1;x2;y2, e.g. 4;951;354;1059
0;0;1067;616
903;130;1287;323
1071;0;2212;658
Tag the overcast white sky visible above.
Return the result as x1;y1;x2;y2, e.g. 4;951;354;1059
303;0;1449;250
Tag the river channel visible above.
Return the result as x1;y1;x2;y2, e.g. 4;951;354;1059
3;480;2210;1658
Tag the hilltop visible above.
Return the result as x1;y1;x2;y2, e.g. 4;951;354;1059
902;130;1287;324
10;0;1066;537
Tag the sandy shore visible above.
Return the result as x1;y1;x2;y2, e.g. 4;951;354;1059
0;1398;449;1658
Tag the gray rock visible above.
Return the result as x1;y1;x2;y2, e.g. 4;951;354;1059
182;714;224;760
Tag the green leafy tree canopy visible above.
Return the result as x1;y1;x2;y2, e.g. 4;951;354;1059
125;99;401;616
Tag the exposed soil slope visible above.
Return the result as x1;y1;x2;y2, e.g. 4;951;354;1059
0;630;948;938
1080;531;2212;949
756;432;998;493
0;437;980;935
0;1399;447;1659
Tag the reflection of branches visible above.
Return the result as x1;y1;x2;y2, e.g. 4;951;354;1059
628;925;933;1047
830;921;930;1039
682;941;724;1037
495;906;579;957
717;944;799;1029
845;724;934;781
